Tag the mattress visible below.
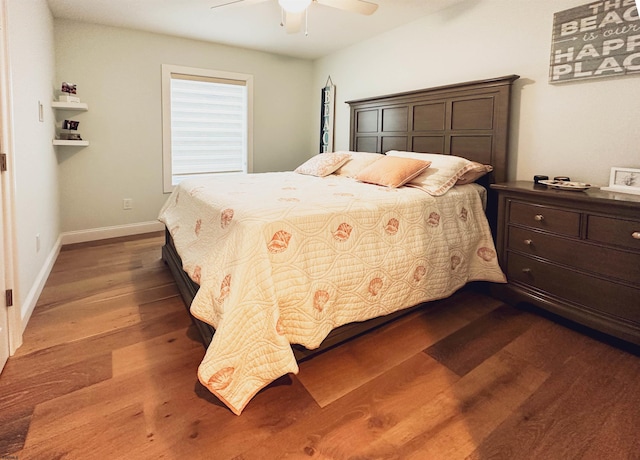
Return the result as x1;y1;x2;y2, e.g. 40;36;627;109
158;171;506;414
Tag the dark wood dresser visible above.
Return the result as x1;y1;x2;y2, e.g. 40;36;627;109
491;181;640;345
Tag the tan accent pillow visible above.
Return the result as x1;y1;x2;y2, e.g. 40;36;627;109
334;151;383;177
294;152;350;177
354;156;431;188
385;151;492;196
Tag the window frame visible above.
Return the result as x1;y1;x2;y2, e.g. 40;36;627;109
161;64;254;193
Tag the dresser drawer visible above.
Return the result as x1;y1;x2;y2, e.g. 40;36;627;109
509;201;581;237
507;226;640;286
587;215;640;252
506;252;640;324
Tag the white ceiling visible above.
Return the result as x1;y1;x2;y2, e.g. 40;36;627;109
46;0;463;60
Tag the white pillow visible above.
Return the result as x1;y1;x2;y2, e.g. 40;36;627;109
385;151;492;196
294;152;351;177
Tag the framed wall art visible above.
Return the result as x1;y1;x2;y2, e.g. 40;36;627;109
549;0;640;83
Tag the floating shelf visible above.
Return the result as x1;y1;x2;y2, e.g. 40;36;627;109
53;140;89;146
52;100;89;147
52;101;88;111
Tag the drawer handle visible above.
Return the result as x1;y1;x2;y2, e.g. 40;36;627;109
534;214;544;222
524;239;533;246
633;231;640;240
522;268;532;274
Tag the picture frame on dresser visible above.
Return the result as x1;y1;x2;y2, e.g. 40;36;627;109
601;167;640;195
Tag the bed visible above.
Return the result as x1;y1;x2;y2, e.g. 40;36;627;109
159;74;520;414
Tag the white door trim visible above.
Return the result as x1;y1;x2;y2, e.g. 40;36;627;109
0;0;22;357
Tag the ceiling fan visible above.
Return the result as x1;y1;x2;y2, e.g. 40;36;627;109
211;0;379;35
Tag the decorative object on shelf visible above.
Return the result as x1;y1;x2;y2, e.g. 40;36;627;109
63;119;79;130
319;75;335;153
549;1;640;84
59;81;81;103
59;119;82;141
61;82;76;94
59;133;82;141
601;166;640;195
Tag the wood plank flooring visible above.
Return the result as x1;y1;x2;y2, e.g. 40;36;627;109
1;232;639;459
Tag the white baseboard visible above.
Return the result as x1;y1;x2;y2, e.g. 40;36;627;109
19;220;165;334
60;220;165;246
21;234;63;334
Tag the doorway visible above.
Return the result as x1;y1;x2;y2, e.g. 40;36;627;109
0;0;15;374
0;157;7;374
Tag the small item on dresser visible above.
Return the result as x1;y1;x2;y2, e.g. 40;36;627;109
601;167;640;195
554;176;571;181
538;180;591;191
534;175;549;184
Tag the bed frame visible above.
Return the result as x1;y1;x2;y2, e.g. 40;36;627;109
162;74;520;360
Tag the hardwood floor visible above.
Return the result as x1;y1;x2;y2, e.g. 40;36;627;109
1;232;639;459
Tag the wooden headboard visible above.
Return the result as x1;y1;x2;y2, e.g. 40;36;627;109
346;75;520;185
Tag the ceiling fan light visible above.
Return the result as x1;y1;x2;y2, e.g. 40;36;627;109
278;0;312;13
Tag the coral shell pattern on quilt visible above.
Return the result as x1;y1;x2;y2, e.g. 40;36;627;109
158;172;506;415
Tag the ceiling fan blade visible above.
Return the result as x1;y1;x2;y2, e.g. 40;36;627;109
210;0;267;10
284;11;303;34
211;0;245;9
315;0;378;15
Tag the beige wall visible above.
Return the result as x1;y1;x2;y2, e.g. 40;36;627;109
54;20;315;232
313;0;640;186
55;0;640;233
6;0;58;321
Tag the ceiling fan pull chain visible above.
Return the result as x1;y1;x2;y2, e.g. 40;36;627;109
280;7;285;27
305;8;308;36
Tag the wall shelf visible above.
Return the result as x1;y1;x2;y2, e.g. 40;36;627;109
52;101;88;111
52;100;89;147
53;139;89;146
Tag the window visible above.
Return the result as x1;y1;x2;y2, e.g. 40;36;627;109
162;64;253;192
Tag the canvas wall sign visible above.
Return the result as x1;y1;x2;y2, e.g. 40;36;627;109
549;0;640;83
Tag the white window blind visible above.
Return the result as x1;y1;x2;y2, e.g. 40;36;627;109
162;65;253;192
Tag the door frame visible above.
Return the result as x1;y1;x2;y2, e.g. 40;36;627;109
0;0;22;357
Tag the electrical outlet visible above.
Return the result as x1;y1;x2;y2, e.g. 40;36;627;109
123;198;133;210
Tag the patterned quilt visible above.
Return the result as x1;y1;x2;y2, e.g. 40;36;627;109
158;172;506;414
